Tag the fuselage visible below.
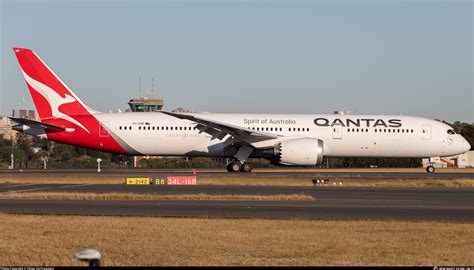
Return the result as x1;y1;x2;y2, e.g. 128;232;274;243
85;112;469;159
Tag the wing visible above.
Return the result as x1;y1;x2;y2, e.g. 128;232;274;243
9;117;73;132
161;112;280;143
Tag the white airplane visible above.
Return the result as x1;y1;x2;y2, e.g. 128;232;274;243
10;48;471;173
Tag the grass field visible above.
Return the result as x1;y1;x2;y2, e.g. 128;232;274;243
1;174;474;187
0;192;314;201
0;214;472;266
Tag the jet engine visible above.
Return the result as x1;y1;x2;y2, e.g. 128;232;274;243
273;138;324;166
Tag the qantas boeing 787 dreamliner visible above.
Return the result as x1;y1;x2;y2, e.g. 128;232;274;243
10;48;471;173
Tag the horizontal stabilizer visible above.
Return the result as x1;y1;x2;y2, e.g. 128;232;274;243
8;117;73;132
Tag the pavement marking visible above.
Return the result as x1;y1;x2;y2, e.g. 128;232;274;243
1;184;37;188
5;184;95;193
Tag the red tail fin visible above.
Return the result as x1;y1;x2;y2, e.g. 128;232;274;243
12;48;130;154
13;48;94;132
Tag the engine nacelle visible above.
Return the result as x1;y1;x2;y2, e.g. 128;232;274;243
274;138;324;166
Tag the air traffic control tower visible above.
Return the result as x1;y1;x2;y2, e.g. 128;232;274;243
128;96;165;112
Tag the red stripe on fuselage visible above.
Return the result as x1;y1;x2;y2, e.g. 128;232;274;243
43;115;128;155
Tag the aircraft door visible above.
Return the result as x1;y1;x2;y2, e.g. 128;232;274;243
99;121;110;137
422;124;431;140
332;125;342;139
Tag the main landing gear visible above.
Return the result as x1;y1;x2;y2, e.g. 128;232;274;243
226;160;253;173
426;157;436;173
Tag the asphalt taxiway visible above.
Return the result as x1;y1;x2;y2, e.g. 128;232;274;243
0;183;472;221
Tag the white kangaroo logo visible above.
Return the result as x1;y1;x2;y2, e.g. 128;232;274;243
22;71;91;133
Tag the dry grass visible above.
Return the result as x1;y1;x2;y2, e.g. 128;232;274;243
0;175;121;185
0;192;314;201
1;174;474;187
199;177;474;187
0;214;472;266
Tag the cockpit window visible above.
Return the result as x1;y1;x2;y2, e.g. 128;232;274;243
447;129;456;135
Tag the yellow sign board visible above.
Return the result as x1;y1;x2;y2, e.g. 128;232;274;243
125;177;151;185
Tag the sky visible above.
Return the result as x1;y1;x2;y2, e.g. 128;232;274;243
0;0;472;123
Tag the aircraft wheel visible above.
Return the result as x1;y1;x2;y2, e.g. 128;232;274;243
226;163;233;172
230;161;242;172
426;165;435;173
241;162;252;172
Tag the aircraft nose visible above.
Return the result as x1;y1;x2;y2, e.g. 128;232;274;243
463;138;471;153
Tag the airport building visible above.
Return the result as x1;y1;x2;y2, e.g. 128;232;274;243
127;96;165;112
0;116;16;141
12;109;37;120
0;109;38;142
422;151;474;168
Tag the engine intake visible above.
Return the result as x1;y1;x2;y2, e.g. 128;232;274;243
274;138;324;166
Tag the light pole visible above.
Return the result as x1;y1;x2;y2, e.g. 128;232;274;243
97;158;102;173
10;141;14;170
41;155;48;170
10;152;14;170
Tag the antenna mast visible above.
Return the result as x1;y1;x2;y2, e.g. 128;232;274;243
139;77;142;98
151;77;154;98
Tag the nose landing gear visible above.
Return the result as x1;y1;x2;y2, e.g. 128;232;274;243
426;157;436;173
426;165;435;173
